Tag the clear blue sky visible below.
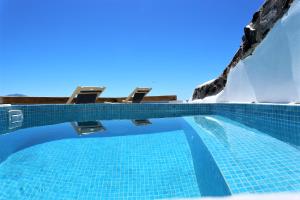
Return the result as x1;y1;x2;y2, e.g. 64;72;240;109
0;0;263;100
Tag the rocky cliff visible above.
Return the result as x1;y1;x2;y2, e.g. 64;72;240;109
192;0;294;100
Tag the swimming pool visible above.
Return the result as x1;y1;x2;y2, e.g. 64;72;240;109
0;103;299;199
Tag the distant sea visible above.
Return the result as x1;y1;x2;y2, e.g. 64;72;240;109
5;94;27;97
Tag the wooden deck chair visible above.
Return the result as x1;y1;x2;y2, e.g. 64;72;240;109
122;87;152;103
67;86;106;104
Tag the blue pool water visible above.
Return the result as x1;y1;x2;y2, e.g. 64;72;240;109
0;117;230;200
0;104;300;199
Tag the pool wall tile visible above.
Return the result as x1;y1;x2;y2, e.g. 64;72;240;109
0;103;299;145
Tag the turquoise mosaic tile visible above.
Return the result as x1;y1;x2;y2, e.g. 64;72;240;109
185;115;300;194
0;130;200;200
0;103;300;198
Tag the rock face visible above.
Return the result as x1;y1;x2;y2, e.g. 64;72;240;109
192;0;294;100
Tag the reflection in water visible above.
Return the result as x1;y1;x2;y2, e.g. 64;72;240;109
194;116;229;148
131;119;152;126
0;118;182;164
71;121;106;136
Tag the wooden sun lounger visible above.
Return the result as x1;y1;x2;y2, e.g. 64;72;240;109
67;86;106;104
122;87;152;103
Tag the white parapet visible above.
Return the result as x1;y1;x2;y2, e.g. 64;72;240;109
0;104;11;107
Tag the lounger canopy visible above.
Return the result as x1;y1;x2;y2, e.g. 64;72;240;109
67;86;106;104
123;87;152;103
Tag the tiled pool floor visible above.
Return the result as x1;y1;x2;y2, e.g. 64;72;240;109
185;115;300;194
0;130;200;200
